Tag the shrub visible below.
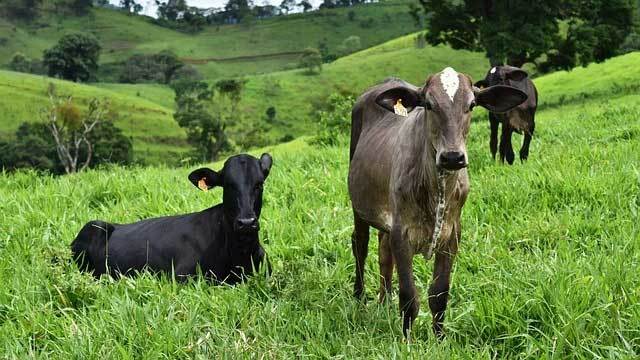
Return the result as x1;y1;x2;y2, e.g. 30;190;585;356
619;33;640;54
299;47;323;74
311;94;354;146
43;33;101;82
8;52;32;73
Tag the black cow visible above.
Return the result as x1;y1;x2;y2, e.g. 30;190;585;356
71;153;273;284
475;66;538;164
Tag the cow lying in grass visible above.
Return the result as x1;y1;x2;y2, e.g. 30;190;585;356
348;68;526;338
71;153;273;284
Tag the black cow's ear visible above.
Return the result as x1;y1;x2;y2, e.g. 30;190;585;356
506;69;528;82
375;85;424;114
188;168;221;191
475;85;527;113
259;153;273;178
474;79;488;89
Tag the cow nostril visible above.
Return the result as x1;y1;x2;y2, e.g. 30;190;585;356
439;151;467;169
236;217;258;229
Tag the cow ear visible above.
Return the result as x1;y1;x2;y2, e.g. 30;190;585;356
475;85;527;113
375;86;424;114
474;79;488;89
188;167;222;191
506;69;528;82
259;153;273;178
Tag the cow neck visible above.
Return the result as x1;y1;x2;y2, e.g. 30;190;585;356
220;212;260;254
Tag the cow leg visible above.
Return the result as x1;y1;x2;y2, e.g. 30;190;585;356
352;212;370;299
489;113;500;160
500;123;515;165
428;222;459;338
520;118;535;162
390;222;418;338
378;231;394;303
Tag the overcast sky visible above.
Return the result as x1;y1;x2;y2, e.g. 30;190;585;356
108;0;323;17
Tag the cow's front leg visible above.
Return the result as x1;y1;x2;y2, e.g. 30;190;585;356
390;222;418;338
500;122;515;164
489;113;500;160
428;222;459;338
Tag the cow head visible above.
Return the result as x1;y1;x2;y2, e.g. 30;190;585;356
474;65;529;89
375;67;527;171
189;153;273;233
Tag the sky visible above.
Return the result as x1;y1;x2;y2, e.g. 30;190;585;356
108;0;323;17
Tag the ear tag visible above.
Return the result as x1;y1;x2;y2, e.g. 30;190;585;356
198;178;208;192
393;99;408;117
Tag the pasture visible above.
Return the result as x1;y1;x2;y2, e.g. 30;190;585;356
1;58;639;357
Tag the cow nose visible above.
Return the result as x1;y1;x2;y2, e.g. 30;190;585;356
235;217;258;231
438;151;467;170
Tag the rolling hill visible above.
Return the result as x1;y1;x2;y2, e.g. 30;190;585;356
1;47;639;357
0;1;418;79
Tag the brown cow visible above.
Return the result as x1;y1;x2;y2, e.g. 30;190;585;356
348;68;526;338
475;66;539;164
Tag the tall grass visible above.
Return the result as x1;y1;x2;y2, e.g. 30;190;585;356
1;78;638;356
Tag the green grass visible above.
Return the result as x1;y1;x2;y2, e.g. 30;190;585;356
0;1;418;79
1;54;639;357
0;70;187;164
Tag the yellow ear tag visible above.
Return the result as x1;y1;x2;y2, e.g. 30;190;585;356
394;99;408;117
198;178;208;192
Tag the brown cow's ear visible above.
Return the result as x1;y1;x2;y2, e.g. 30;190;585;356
259;153;273;178
475;85;527;113
188;168;222;191
506;69;528;82
375;86;424;114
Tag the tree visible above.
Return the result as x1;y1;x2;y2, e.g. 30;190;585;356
42;84;113;173
265;106;276;123
156;0;188;20
279;0;296;14
0;0;41;21
171;80;231;162
8;53;32;73
299;47;322;74
43;33;101;82
419;0;636;69
224;0;253;22
121;0;142;13
298;0;312;12
69;0;93;15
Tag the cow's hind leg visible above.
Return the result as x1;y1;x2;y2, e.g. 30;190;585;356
489;113;500;160
520;117;535;162
378;231;394;303
428;222;459;338
352;212;370;299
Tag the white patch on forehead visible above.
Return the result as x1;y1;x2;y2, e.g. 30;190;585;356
440;67;459;102
490;67;497;74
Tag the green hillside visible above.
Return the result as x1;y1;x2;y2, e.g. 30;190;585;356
0;1;418;79
0;70;187;164
0;33;491;164
1;50;639;357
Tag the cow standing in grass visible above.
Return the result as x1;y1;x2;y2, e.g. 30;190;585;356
475;66;538;164
348;68;526;337
71;153;273;284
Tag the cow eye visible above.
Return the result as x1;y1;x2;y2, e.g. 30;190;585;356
424;98;433;110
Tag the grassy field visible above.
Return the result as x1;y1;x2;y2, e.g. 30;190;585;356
0;1;417;79
1;53;639;357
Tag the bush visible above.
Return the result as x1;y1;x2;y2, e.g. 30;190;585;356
8;52;32;73
311;94;354;146
119;50;193;84
0;121;133;174
619;33;640;54
299;47;322;74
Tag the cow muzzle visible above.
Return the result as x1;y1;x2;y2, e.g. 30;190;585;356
234;217;260;233
437;151;468;171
